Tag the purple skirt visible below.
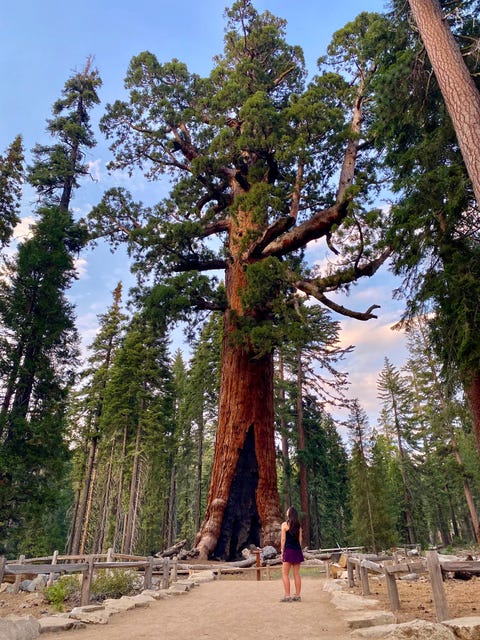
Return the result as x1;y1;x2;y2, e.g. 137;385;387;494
283;548;304;564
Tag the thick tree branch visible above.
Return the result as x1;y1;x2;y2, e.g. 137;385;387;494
291;247;391;320
200;218;230;238
246;215;295;259
312;292;381;320
174;257;227;272
260;202;348;258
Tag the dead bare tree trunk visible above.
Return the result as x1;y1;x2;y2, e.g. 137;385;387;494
296;350;310;548
124;419;143;554
277;350;292;512
114;423;128;553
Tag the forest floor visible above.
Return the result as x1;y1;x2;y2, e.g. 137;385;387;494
1;571;480;638
348;572;480;623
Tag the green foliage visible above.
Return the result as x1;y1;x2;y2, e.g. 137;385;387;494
303;403;350;547
375;2;480;385
91;570;139;600
0;135;24;248
44;576;80;611
0;61;99;556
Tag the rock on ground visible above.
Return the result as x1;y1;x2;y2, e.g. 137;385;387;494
0;615;40;640
350;618;456;639
442;616;480;640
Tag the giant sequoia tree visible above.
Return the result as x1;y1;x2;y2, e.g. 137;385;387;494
91;4;390;559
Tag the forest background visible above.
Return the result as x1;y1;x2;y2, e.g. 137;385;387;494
1;0;480;563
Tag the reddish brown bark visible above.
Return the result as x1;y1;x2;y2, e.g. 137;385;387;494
465;372;480;460
195;199;282;559
195;300;282;558
408;0;480;203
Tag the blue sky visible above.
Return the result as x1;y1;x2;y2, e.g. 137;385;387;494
1;0;407;426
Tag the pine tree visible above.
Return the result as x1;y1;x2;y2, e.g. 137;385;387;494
0;60;100;555
377;358;416;544
0;136;24;249
99;314;175;554
406;0;480;203
67;282;127;554
346;400;378;551
275;303;351;546
376;2;480;458
302;399;349;548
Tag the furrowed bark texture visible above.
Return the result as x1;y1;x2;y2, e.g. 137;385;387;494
408;0;480;203
195;203;282;559
466;372;480;459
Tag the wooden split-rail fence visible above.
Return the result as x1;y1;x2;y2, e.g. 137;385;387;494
343;549;480;622
0;550;178;606
0;544;365;606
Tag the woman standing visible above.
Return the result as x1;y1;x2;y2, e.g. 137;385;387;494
280;506;304;602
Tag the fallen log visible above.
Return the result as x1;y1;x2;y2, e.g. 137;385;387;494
156;539;187;558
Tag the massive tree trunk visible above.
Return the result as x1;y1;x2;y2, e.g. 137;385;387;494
465;372;480;459
407;0;480;203
195;204;282;559
195;305;282;559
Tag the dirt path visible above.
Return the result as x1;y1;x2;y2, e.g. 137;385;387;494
41;578;352;640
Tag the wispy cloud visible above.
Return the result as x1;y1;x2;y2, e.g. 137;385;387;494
330;314;408;428
74;257;88;279
13;216;35;242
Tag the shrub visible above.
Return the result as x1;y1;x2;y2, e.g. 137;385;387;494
43;575;80;611
90;569;139;600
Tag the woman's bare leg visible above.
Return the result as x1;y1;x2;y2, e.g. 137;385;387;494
281;562;291;597
292;563;301;596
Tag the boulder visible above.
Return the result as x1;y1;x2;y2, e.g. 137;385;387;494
69;605;111;625
38;616;86;633
350;618;456;639
345;610;396;629
330;590;380;610
0;615;40;640
442;616;480;640
260;546;277;561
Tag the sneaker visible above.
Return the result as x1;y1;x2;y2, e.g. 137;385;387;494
280;596;292;602
292;595;301;602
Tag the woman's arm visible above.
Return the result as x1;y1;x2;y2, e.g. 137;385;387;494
280;522;287;555
299;527;303;547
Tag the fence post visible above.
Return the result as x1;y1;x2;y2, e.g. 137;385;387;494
347;558;355;587
13;555;25;594
426;550;449;622
359;562;370;596
171;557;178;583
384;565;400;612
0;557;5;584
144;557;153;590
162;558;170;589
47;550;58;587
81;555;95;606
255;549;261;581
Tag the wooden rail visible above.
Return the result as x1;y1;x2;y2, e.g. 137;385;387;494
0;553;175;606
345;550;480;622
